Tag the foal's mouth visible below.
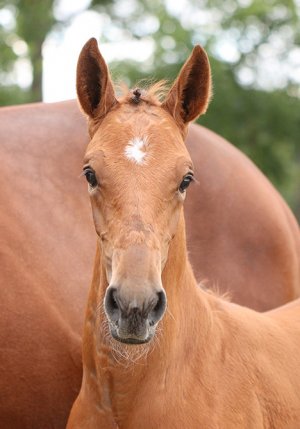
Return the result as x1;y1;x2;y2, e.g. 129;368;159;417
108;321;155;345
111;332;152;345
110;324;154;345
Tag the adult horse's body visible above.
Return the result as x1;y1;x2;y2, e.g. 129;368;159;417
67;38;300;428
0;49;299;429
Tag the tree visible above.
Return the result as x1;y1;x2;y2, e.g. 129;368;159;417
0;0;116;104
0;0;57;102
14;0;56;101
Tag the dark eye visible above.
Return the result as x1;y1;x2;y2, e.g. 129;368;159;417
83;167;98;188
179;173;194;193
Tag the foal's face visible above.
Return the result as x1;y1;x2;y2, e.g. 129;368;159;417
84;103;193;344
77;38;211;344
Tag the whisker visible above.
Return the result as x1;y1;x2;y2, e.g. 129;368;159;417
166;306;176;322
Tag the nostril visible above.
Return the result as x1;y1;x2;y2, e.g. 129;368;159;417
153;294;162;313
111;290;118;310
150;291;167;324
104;287;120;320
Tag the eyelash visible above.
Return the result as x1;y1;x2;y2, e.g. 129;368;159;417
83;167;98;188
179;173;194;193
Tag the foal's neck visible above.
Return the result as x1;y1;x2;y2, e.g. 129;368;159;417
82;213;216;423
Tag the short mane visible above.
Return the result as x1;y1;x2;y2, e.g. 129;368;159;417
116;80;170;106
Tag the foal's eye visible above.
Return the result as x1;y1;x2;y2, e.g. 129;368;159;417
179;173;194;193
83;167;98;188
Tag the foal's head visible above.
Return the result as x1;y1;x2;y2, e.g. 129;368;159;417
77;38;211;345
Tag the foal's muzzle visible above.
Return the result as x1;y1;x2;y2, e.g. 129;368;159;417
104;286;167;344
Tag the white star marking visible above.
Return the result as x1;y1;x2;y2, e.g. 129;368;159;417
124;137;148;164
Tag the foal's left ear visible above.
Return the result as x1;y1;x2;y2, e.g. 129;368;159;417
76;38;117;120
162;45;211;131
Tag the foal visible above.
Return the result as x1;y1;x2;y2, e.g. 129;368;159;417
67;38;300;428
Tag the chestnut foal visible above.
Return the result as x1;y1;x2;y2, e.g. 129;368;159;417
67;39;300;428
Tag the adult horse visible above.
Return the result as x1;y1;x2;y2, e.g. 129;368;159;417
67;38;300;428
0;44;299;428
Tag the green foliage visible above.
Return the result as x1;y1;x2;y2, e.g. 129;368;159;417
15;0;57;101
0;29;17;73
15;0;56;44
201;58;300;205
0;0;56;102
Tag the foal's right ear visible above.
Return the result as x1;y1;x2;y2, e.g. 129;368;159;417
76;38;117;119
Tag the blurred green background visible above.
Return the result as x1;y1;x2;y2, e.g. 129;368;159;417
0;0;299;219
